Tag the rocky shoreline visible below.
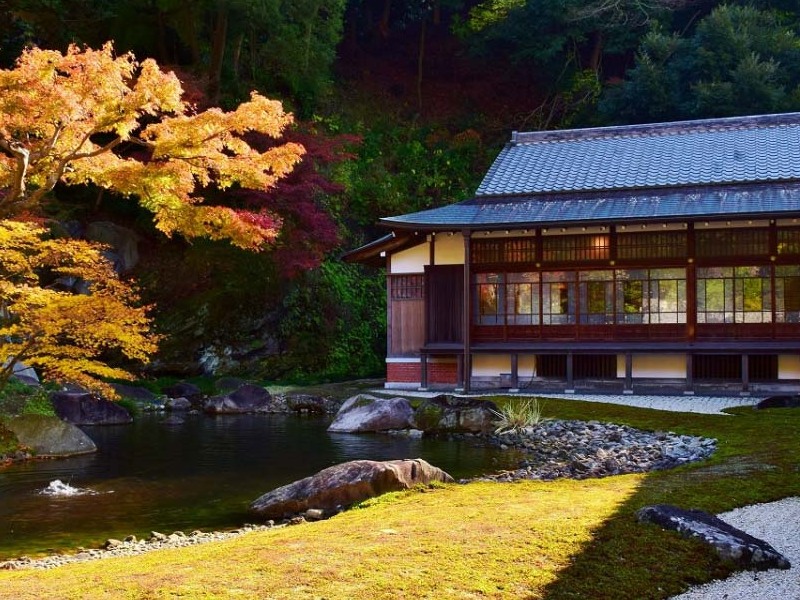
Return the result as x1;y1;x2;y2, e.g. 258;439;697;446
0;418;716;571
462;419;716;482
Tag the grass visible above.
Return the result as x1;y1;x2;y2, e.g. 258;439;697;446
0;396;798;599
491;397;547;433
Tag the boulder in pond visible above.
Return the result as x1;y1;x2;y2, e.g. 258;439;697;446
164;381;204;404
165;397;192;412
413;395;499;434
286;394;329;414
250;458;454;520
51;391;133;425
204;384;272;414
110;383;157;405
4;415;97;457
328;394;414;433
636;504;791;570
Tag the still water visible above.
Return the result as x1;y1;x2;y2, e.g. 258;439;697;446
0;413;512;559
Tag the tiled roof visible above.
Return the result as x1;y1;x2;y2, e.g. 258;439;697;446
379;113;800;230
476;113;800;196
381;183;800;229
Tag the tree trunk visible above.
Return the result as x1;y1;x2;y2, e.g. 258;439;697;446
232;31;245;81
417;17;426;111
589;30;603;74
379;0;392;38
207;5;229;105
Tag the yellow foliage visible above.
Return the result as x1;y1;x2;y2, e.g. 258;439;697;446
0;43;304;251
0;220;160;397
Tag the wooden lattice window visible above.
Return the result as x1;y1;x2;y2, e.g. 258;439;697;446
777;228;800;255
391;274;424;300
696;228;769;258
472;239;503;264
617;231;688;260
472;237;535;264
542;234;609;262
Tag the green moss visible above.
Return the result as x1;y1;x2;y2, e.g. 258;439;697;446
412;401;445;430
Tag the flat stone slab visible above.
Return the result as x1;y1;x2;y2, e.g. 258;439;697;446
637;504;791;570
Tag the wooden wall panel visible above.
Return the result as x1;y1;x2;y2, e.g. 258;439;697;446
390;299;425;355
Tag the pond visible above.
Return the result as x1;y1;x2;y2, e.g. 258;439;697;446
0;413;514;560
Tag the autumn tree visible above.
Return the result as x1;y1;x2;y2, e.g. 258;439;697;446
0;42;305;393
0;220;159;396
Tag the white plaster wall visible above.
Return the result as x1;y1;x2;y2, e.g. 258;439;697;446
390;242;429;274
630;354;685;378
472;354;511;376
470;354;536;377
432;233;464;265
778;355;800;379
519;354;536;378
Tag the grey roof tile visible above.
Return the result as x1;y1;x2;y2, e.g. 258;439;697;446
381;183;800;229
475;113;800;196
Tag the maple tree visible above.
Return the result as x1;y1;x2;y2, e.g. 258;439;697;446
0;42;307;395
0;42;305;250
0;220;159;397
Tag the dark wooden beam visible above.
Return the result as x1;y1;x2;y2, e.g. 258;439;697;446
462;230;472;392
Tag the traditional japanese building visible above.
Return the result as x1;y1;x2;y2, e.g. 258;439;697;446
345;113;800;395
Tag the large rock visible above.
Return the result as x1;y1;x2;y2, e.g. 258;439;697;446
51;392;133;425
328;394;414;433
413;395;499;433
286;394;330;414
756;395;800;409
250;458;454;520
204;384;272;414
85;221;140;272
164;381;204;406
7;361;39;387
110;383;157;404
4;415;97;457
637;504;791;570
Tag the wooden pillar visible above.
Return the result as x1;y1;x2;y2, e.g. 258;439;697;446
686;223;697;342
624;352;633;394
684;354;694;395
741;354;750;396
429;232;436;266
510;354;519;392
462;230;472;393
420;354;428;391
566;352;574;393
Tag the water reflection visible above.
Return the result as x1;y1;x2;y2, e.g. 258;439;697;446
0;413;513;559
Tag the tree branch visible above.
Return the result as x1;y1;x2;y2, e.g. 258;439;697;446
0;138;30;205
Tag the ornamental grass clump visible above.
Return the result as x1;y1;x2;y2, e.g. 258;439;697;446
491;398;547;434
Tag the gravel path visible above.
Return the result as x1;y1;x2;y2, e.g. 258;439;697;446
669;496;800;600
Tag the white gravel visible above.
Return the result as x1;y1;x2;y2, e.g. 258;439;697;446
669;496;800;600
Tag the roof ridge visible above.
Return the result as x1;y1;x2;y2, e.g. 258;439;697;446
510;112;800;145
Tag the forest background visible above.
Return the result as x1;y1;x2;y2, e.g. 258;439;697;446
2;0;800;385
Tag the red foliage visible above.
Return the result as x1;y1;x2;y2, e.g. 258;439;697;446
232;125;361;277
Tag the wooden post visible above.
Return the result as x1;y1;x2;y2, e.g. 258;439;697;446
566;352;574;393
741;354;750;396
624;352;633;394
463;230;472;393
419;354;428;391
510;353;519;392
684;354;694;395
